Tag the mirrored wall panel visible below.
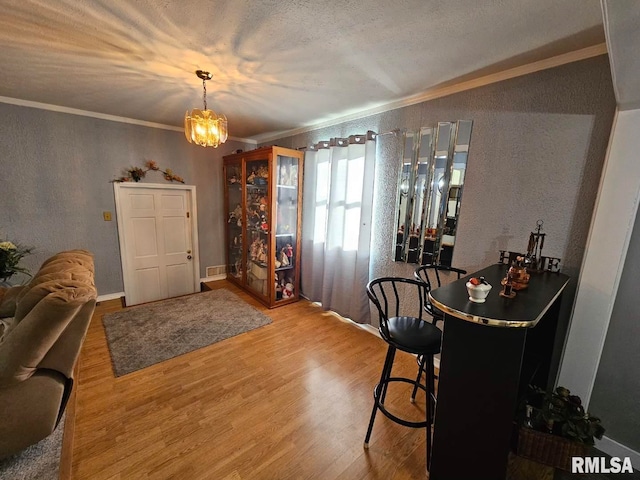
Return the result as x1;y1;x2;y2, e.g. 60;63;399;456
393;120;473;266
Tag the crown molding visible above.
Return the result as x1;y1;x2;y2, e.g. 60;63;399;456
251;43;608;144
0;42;607;147
0;96;256;144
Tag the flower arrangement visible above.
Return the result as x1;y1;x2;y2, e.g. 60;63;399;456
0;239;33;282
113;160;184;183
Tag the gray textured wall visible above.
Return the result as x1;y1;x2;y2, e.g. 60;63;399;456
0;103;251;295
0;56;615;308
590;201;640;452
263;56;615;335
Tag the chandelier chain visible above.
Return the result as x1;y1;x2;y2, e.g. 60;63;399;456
202;78;208;111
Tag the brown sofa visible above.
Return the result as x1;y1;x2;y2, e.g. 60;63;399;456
0;249;97;459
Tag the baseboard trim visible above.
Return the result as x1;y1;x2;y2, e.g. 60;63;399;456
201;275;227;283
97;292;124;302
97;282;228;303
596;435;640;469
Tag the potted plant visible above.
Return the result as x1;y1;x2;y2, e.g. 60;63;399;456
0;238;33;284
516;386;605;471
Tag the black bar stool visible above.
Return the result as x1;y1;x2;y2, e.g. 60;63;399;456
364;277;441;472
411;264;467;401
414;264;468;327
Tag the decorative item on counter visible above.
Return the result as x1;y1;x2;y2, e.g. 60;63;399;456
526;219;546;272
501;255;530;291
466;276;492;303
498;220;562;273
500;268;516;298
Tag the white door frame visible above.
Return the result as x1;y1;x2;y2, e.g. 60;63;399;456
113;182;201;304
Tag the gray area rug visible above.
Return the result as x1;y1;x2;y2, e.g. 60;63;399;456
103;288;272;376
0;413;64;480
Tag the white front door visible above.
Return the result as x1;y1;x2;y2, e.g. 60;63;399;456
114;183;200;306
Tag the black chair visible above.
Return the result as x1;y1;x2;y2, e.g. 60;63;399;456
411;264;468;404
364;277;441;471
413;264;468;326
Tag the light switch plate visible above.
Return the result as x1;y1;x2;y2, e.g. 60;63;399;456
103;211;112;221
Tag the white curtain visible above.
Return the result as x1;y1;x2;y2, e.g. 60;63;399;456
301;132;376;324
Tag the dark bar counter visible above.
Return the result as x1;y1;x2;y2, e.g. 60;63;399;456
428;263;570;480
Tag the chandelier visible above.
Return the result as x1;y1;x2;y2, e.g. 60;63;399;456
184;70;228;148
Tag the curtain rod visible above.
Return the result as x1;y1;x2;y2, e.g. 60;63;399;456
375;129;401;137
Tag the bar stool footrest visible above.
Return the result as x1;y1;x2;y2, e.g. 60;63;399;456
374;377;429;429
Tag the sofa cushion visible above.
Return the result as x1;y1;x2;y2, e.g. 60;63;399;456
15;250;95;313
41;249;93;266
37;258;95;277
40;250;95;274
20;267;94;292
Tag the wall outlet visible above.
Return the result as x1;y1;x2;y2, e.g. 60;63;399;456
103;211;112;221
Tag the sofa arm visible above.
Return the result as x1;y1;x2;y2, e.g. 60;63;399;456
0;287;93;387
0;285;25;318
39;299;96;378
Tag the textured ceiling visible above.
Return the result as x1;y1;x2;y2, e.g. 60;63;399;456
0;0;605;141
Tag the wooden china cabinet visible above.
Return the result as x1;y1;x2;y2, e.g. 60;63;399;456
223;146;303;308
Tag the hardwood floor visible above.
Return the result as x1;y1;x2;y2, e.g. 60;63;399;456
70;280;433;479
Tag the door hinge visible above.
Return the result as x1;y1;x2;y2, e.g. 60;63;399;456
187;212;190;218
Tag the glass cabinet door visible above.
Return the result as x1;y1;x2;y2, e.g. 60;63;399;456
245;158;270;301
274;154;299;303
224;161;243;280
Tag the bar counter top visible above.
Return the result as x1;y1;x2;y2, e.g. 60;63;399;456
429;263;570;328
